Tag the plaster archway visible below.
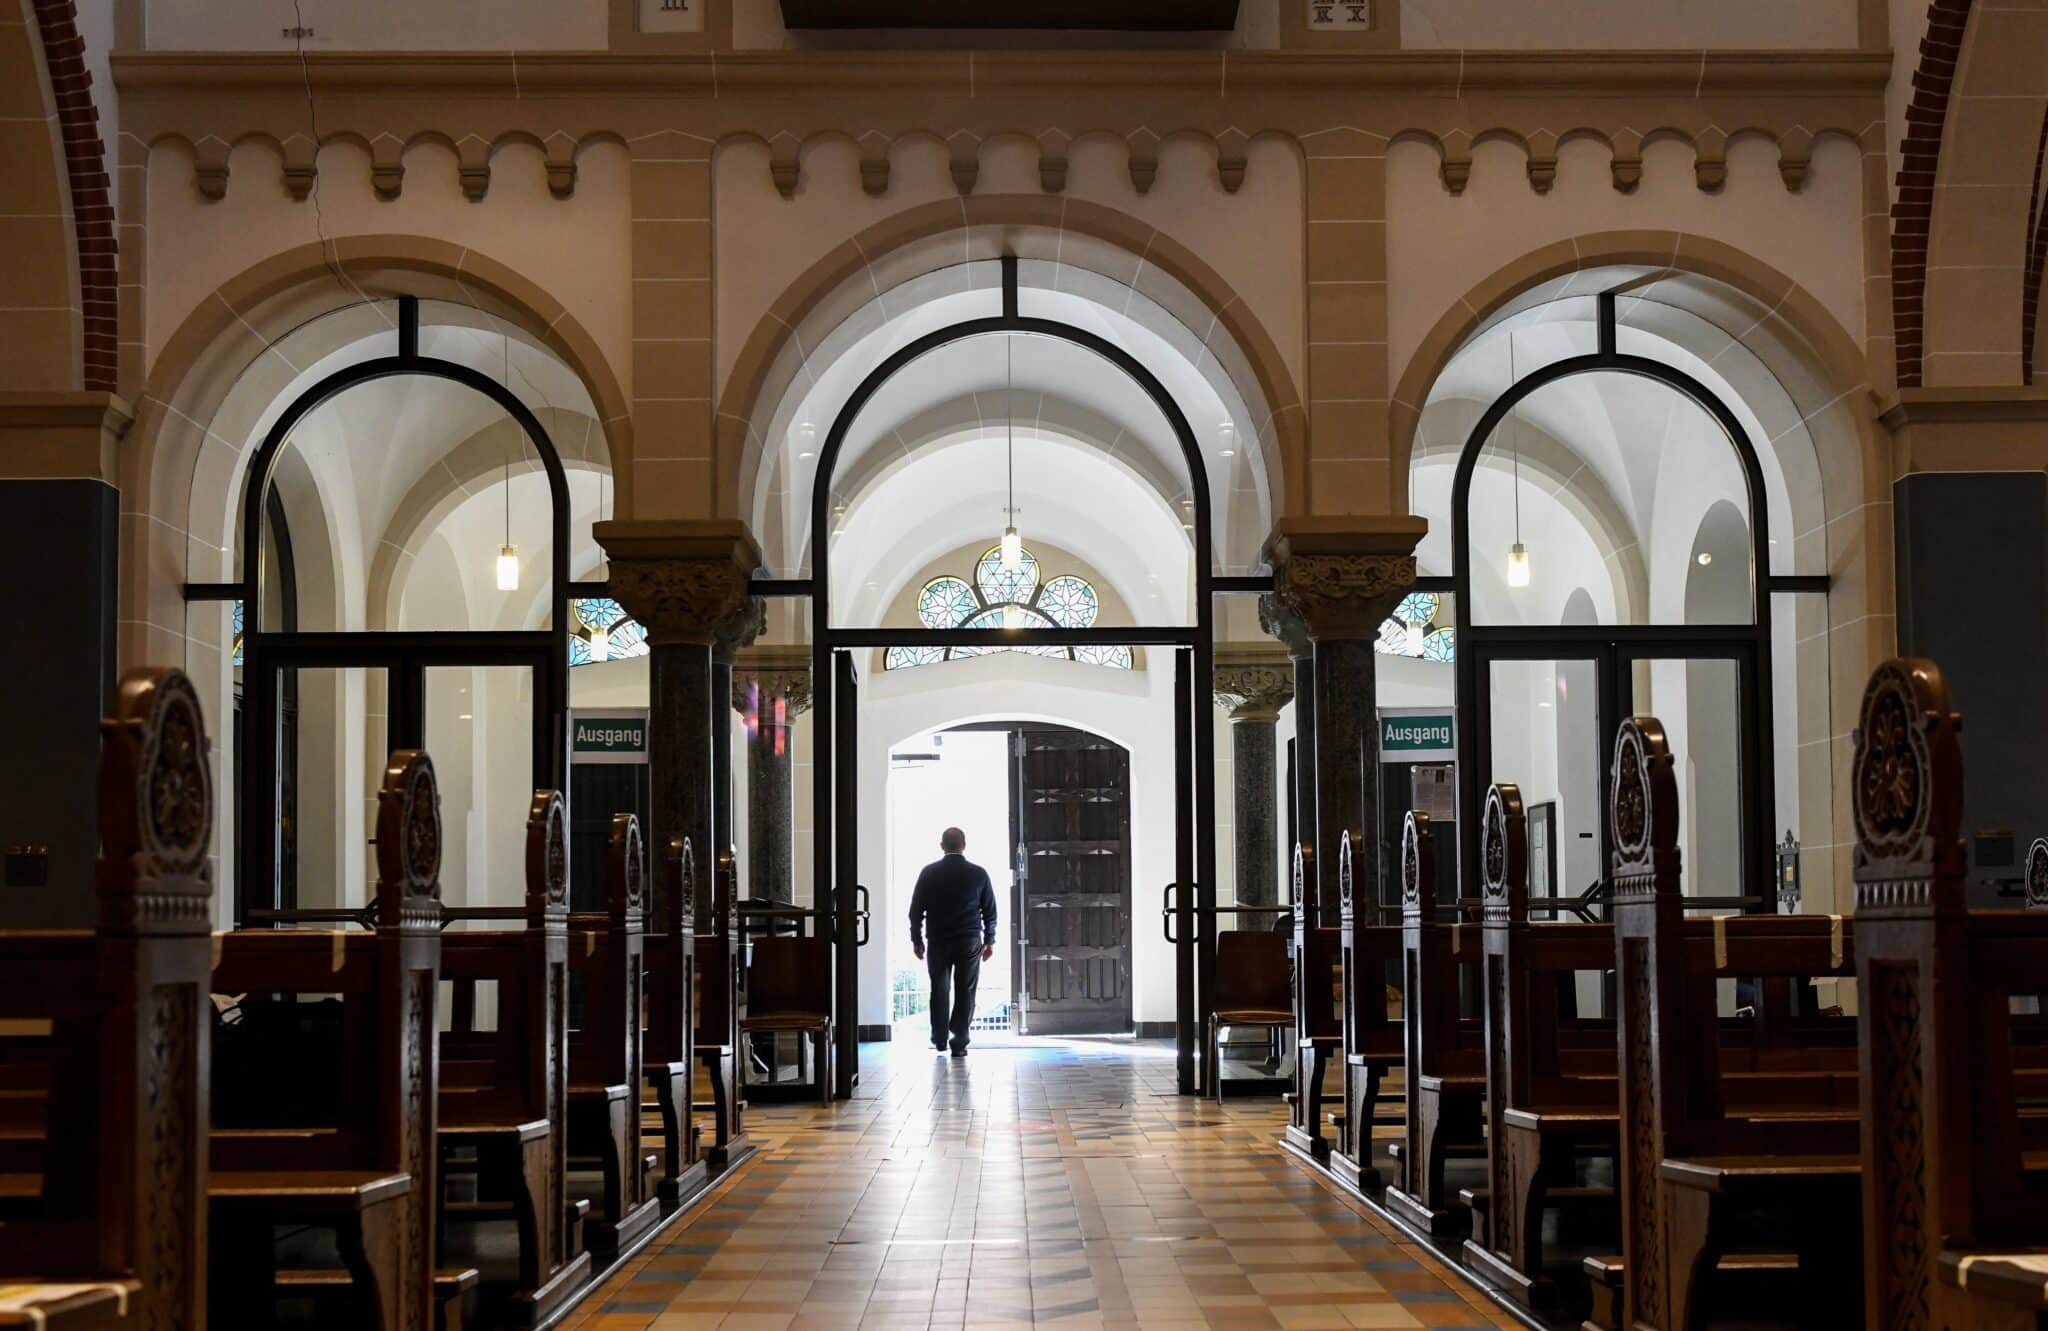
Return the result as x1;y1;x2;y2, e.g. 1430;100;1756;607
715;194;1305;523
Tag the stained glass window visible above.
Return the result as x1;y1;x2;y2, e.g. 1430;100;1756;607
568;596;651;667
916;577;977;629
884;544;1128;671
974;544;1040;606
232;601;245;668
1375;588;1454;663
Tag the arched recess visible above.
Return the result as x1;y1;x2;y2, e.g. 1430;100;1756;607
715;194;1304;526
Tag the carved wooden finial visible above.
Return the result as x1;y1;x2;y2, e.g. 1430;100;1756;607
375;749;443;927
96;666;214;933
664;834;697;940
1851;658;1964;911
715;844;739;939
1481;783;1528;921
1401;811;1436;922
1609;717;1679;893
1337;829;1356;920
608;812;644;919
2026;838;2048;910
525;789;568;924
1292;839;1314;913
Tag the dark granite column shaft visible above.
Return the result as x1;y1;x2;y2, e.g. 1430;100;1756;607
1232;718;1279;909
1312;637;1375;918
733;662;810;906
649;642;714;924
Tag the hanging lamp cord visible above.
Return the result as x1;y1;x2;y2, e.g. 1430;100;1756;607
1006;336;1015;523
1509;333;1520;545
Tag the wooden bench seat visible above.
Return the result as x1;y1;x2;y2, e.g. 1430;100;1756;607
276;1265;479;1331
1333;830;1406;1192
0;671;213;1331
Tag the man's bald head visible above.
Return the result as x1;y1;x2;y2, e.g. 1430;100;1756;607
941;827;967;854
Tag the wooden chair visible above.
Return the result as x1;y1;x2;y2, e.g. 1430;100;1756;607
208;748;447;1331
436;789;590;1325
565;815;661;1258
693;849;749;1167
1384;811;1487;1236
1208;926;1293;1105
0;667;212;1330
1853;659;2048;1331
641;836;705;1203
736;935;834;1106
1333;830;1406;1194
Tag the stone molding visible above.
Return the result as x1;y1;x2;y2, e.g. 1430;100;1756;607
0;391;134;482
1213;655;1295;722
1263;516;1426;642
595;519;762;646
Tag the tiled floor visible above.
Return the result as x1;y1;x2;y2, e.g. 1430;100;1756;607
561;1039;1520;1331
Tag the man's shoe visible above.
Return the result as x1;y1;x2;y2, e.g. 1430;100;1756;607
949;1044;968;1057
931;1041;946;1053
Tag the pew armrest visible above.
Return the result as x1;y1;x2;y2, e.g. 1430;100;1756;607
209;1168;414;1214
1940;1249;2048;1312
1656;1154;1857;1195
438;1118;550;1144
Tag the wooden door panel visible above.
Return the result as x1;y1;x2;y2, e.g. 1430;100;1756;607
1015;727;1133;1035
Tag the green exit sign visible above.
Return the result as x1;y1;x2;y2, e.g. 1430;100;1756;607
1380;711;1454;759
572;711;648;764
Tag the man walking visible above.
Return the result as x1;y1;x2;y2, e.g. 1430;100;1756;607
908;827;998;1056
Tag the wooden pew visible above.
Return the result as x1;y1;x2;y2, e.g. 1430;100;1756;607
208;749;447;1330
1332;830;1406;1194
1853;658;2048;1331
564;815;662;1258
736;935;833;1106
641;836;705;1203
1609;716;1862;1331
1209;927;1293;1105
1282;842;1343;1159
1462;782;1620;1309
436;789;591;1325
694;849;748;1168
1384;811;1487;1236
0;667;212;1329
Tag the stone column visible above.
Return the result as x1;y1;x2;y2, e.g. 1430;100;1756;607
1213;654;1295;915
731;653;813;906
1259;595;1317;892
598;519;761;928
1264;518;1425;919
712;601;767;869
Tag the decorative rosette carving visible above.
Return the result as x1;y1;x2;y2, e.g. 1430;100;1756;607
1401;811;1436;920
1850;658;1963;900
525;790;569;917
1609;717;1678;887
1480;783;1526;919
1270;552;1418;640
609;813;645;917
376;750;443;916
97;667;214;932
607;557;755;647
665;835;698;941
1292;840;1314;913
1337;831;1356;917
2028;839;2048;911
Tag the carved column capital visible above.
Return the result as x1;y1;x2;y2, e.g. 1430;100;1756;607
1262;516;1427;642
713;597;767;664
594;519;762;647
732;650;814;718
1213;653;1295;722
1257;593;1313;660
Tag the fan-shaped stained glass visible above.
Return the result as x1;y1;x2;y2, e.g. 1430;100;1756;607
1422;628;1456;663
568;597;650;667
974;544;1040;606
232;601;245;668
1075;644;1134;669
885;646;945;670
1394;591;1440;626
953;604;1066;660
916;577;978;629
1038;575;1098;629
1375;616;1416;656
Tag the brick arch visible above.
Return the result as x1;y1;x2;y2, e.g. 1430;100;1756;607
1890;0;1974;389
714;194;1305;522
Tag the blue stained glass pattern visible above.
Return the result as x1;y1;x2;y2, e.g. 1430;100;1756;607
916;577;977;629
1376;616;1415;656
953;604;1065;660
568;596;650;667
1394;591;1440;626
885;645;945;670
974;544;1040;606
232;601;245;668
1037;575;1098;629
1422;628;1456;663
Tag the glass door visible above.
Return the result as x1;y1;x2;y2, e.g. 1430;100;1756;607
1475;652;1610;903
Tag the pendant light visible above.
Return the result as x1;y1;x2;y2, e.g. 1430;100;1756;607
1505;332;1531;589
496;449;520;591
1000;336;1022;571
494;334;520;591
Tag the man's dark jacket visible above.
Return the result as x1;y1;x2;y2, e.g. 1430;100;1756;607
908;853;998;949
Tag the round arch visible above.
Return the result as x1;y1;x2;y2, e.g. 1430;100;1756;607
1390;230;1879;520
715;194;1305;522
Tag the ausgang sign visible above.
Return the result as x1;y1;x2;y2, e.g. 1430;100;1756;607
571;710;649;764
1379;709;1455;762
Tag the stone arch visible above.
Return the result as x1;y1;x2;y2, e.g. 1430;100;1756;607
1390;230;1881;523
118;234;633;668
714;194;1306;523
